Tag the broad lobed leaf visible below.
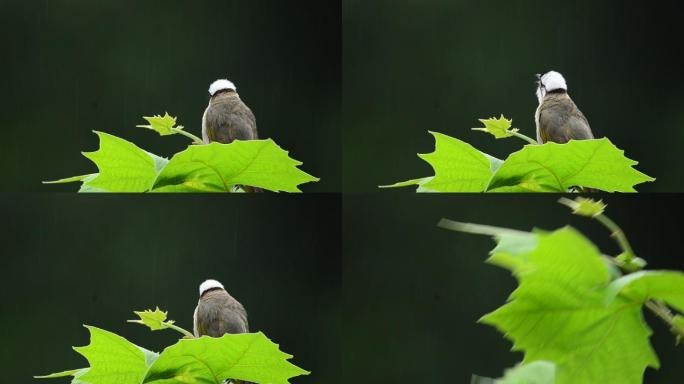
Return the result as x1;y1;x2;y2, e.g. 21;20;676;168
399;131;497;192
480;228;659;384
73;326;157;384
82;131;161;192
386;131;654;192
46;132;318;193
144;332;309;384
487;138;654;192
38;327;308;384
152;140;318;193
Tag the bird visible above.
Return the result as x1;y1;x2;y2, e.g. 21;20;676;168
193;279;252;384
202;79;262;193
534;71;594;144
202;79;259;144
193;279;249;338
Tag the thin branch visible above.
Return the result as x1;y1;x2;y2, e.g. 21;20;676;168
164;322;195;338
645;300;684;340
594;214;636;262
171;127;204;144
510;131;539;145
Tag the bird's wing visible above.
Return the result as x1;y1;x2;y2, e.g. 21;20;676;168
538;98;593;143
566;107;594;140
236;104;258;140
205;99;258;144
217;306;249;334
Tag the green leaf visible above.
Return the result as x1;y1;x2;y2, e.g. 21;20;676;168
438;219;540;272
379;177;438;192
73;326;158;384
606;271;684;313
558;197;606;217
389;130;653;192
415;132;497;192
42;174;94;184
481;227;659;384
36;369;83;378
472;115;519;139
78;174;107;193
500;361;556;384
128;307;173;331
471;361;555;384
36;368;90;384
81;131;164;192
136;112;181;136
487;138;654;192
143;332;309;384
152;140;318;193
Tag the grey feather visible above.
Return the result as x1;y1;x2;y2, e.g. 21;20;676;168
203;92;258;145
193;289;249;338
536;92;593;144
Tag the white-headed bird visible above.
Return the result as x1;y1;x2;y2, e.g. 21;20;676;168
202;79;258;144
193;279;249;337
535;71;594;144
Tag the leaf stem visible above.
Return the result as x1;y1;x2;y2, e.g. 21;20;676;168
645;300;684;340
164;322;195;338
594;213;636;262
171;127;204;144
511;131;539;145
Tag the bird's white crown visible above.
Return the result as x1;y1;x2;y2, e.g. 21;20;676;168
540;71;567;92
209;79;237;96
199;279;225;296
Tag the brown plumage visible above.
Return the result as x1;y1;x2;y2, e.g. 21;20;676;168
193;288;249;337
535;91;594;144
202;90;258;144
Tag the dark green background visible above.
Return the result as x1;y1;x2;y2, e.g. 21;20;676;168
0;0;340;192
343;0;684;192
0;195;340;383
343;194;684;382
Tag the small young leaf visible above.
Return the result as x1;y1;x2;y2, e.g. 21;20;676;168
558;197;606;217
137;112;181;136
128;307;173;331
143;332;309;384
152;140;319;193
472;115;519;139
